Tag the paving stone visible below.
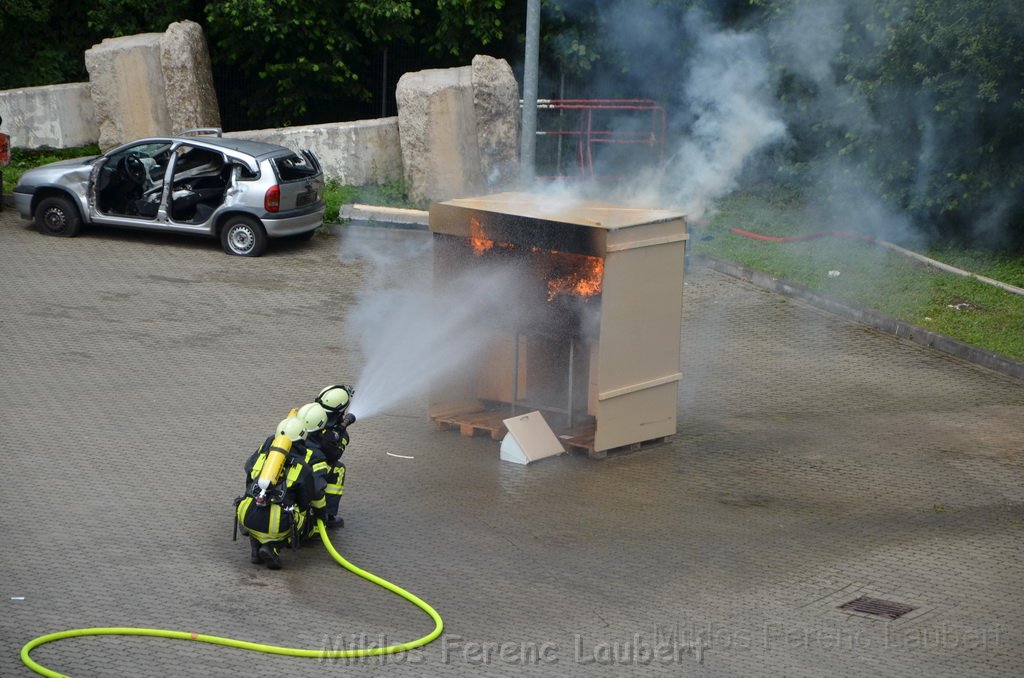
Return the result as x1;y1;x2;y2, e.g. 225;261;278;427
1;212;1021;677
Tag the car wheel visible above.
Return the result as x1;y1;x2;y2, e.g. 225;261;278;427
220;216;267;257
36;196;82;237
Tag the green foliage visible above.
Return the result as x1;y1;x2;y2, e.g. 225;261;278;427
322;179;358;224
323;178;423;220
0;1;200;87
204;0;516;128
0;1;95;86
762;0;1024;248
84;0;203;37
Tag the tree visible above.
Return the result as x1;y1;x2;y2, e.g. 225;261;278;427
0;0;203;89
204;0;519;129
762;0;1024;247
0;1;96;88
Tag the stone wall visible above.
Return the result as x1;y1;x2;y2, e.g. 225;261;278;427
0;84;98;149
225;118;403;186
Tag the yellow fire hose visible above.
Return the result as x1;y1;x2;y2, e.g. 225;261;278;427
20;519;444;677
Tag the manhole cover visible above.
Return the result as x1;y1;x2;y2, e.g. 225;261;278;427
839;596;915;620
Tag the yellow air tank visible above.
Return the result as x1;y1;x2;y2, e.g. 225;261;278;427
255;410;301;501
256;435;291;499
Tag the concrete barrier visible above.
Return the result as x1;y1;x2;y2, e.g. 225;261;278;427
0;83;98;149
224;117;403;186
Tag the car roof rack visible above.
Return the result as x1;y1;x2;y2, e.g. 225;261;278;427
178;128;223;138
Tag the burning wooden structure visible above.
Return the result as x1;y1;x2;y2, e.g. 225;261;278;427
428;192;687;458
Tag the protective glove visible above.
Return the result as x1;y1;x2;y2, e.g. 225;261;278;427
342;412;356;427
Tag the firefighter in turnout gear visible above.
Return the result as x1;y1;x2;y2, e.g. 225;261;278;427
314;384;356;528
237;416;327;569
295;402;333;530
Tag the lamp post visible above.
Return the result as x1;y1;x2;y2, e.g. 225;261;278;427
519;0;540;186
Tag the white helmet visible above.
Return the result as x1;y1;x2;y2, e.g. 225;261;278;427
276;416;306;442
297;402;328;433
315;384;352;414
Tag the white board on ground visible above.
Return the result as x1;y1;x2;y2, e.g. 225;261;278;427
500;411;565;465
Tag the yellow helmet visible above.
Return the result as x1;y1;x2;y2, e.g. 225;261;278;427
276;416;306;442
315;384;352;414
297;402;328;432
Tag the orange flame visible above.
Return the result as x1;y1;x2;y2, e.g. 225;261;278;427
468;217;494;254
546;255;604;302
464;227;604;302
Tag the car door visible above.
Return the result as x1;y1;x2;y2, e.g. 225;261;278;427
88;140;172;225
165;144;231;226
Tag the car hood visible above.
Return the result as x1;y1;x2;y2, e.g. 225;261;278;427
16;156;98;187
44;156;100;167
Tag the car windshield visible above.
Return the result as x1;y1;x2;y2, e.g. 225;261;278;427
108;142;172;164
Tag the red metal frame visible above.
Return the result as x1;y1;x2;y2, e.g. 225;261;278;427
531;99;666;181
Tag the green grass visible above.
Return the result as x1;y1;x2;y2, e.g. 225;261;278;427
322;178;423;225
693;189;1024;361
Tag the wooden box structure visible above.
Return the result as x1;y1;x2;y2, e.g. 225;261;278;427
428;192;687;458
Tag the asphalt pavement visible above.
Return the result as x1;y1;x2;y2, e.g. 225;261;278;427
1;208;1022;677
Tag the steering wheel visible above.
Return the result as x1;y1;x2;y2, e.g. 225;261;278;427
124;152;147;185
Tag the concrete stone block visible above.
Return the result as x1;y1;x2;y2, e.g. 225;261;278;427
0;83;98;149
85;21;219;150
225;117;403;186
85;31;171;150
160;20;220;135
472;55;520;191
396;65;483;204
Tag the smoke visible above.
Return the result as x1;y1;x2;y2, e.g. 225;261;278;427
532;0;1022;248
531;5;789;220
660;11;787;219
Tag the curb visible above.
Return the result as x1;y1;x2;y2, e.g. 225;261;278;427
338;203;428;230
695;254;1024;381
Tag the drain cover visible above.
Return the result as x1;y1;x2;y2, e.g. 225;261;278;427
839;596;915;620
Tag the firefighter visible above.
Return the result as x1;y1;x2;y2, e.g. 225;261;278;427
295;401;333;529
237;416;327;569
313;384;357;528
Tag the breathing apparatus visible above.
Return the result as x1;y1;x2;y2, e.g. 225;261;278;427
254;411;302;506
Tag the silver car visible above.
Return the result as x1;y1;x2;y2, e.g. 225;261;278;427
12;129;325;256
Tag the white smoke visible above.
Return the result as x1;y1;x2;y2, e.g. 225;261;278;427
663;12;787;218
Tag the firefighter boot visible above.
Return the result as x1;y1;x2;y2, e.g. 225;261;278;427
259;543;282;570
249;537;263;564
325;513;345;529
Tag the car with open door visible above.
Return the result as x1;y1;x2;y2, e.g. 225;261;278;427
12;129;325;256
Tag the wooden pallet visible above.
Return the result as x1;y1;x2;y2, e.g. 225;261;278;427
431;407;510;441
559;424;670;459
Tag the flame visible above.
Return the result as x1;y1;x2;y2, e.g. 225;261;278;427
546;254;604;302
468;217;494;254
464;225;603;302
